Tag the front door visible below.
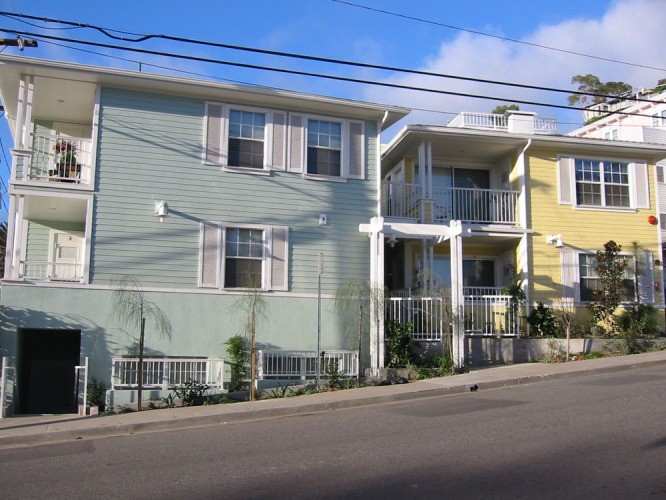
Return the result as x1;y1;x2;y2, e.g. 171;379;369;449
52;232;82;280
17;329;81;414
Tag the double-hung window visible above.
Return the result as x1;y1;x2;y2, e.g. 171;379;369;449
307;120;342;176
199;222;289;291
578;253;635;302
228;110;266;169
558;157;649;210
575;159;630;208
204;102;287;172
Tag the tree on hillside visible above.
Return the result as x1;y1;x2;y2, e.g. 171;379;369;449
568;74;632;108
491;104;519;114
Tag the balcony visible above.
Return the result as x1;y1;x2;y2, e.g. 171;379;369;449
24;134;93;186
447;112;557;135
381;181;520;225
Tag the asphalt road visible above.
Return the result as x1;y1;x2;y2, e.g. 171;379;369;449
2;365;665;499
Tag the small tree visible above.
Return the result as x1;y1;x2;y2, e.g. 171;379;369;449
230;279;268;401
335;279;385;382
587;241;628;336
491;104;519;114
568;74;632;108
110;275;172;411
225;335;250;392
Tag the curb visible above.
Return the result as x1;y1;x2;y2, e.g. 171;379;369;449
2;355;665;449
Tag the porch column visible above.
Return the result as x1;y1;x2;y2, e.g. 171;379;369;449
450;220;465;369
369;221;385;374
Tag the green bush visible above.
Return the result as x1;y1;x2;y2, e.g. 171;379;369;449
385;320;414;367
526;302;562;338
172;379;210;406
225;335;250;392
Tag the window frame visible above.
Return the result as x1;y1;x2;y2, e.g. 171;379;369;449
199;221;289;291
306;118;343;178
577;251;635;303
227;108;267;170
204;102;285;174
574;158;630;208
558;156;649;211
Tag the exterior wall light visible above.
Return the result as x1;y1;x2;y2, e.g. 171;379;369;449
546;234;563;248
155;200;168;222
647;215;658;225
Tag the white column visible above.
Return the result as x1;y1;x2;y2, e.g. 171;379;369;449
450;220;465;369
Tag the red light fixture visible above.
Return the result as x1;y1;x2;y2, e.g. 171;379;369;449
647;215;658;225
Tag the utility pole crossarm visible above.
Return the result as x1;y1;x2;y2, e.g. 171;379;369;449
0;36;38;50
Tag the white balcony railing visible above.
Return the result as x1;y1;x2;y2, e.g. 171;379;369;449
386;295;523;338
111;357;226;390
381;182;519;225
20;261;83;282
448;112;507;130
380;182;421;219
28;134;93;185
257;350;359;380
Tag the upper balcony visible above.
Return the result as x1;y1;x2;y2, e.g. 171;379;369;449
447;111;557;135
17;134;93;186
381;181;520;225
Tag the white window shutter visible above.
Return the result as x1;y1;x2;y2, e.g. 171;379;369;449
204;103;225;165
558;157;574;205
271;112;287;171
633;161;650;209
347;120;365;179
200;222;221;288
288;114;305;174
560;248;579;304
637;250;654;304
269;225;289;291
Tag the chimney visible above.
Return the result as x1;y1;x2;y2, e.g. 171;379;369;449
506;110;537;134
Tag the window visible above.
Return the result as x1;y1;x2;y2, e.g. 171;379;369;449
224;228;264;287
578;253;634;302
204;102;287;171
604;129;618;140
307;120;342;176
575;159;630;207
199;222;289;291
652;111;666;127
228;110;265;169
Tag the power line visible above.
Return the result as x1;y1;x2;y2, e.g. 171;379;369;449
0;12;663;106
331;0;666;73
5;29;660;121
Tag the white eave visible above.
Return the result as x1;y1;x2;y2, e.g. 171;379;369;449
0;55;410;130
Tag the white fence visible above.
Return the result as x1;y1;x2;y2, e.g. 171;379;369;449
257;350;359;380
380;182;420;219
29;134;93;185
386;295;523;339
111;357;226;390
432;187;519;224
1;357;16;419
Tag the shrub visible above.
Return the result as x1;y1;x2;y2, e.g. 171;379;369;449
172;379;210;406
225;335;250;392
385;320;414;367
526;302;562;338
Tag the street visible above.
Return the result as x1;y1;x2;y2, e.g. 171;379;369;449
1;365;665;499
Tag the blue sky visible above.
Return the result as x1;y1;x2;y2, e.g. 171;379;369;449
0;0;664;220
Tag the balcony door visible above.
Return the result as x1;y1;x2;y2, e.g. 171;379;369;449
51;232;83;280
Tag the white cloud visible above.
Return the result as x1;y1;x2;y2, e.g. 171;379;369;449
366;0;666;138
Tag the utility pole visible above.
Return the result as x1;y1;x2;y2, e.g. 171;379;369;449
0;36;38;50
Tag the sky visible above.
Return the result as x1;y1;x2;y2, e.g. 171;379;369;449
0;0;664;220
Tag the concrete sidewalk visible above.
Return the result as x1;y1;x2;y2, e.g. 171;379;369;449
2;349;665;449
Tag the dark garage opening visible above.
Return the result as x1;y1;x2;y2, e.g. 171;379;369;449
17;329;81;414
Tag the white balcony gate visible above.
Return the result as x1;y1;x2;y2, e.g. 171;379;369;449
257;350;359;380
28;134;93;185
111;357;226;390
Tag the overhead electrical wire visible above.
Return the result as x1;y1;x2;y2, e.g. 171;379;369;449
1;28;661;122
0;12;663;107
331;0;666;73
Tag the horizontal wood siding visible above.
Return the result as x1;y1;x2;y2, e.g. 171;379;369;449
527;149;660;304
92;88;376;294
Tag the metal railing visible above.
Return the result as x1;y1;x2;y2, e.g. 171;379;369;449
380;182;421;219
463;286;505;296
257;350;359;380
381;182;519;224
432;187;519;224
28;134;93;185
1;357;16;419
386;295;523;338
111;357;226;390
20;261;83;282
